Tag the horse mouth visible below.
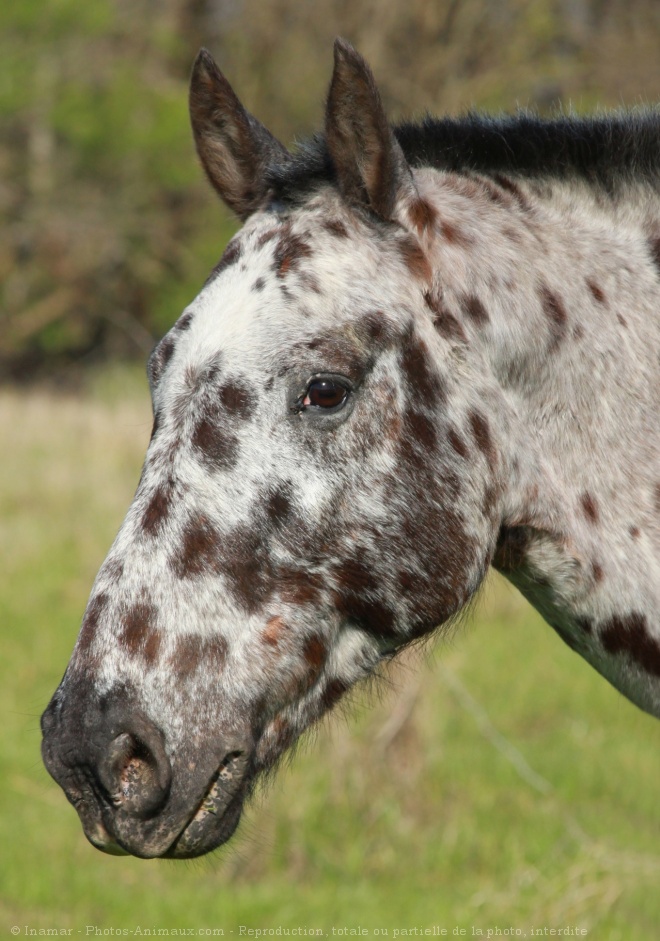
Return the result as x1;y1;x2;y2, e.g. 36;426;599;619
85;750;250;859
164;750;248;858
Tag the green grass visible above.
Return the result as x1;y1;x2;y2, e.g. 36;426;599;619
1;373;659;940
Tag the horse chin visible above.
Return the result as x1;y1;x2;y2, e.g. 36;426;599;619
83;819;131;856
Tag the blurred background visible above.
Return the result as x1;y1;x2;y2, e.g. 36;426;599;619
3;0;660;380
2;1;660;938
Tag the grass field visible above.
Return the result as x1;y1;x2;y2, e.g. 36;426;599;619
1;371;659;940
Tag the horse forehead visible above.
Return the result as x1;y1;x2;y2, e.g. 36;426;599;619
188;212;399;344
147;210;420;420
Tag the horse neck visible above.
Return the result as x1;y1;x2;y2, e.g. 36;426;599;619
417;168;660;715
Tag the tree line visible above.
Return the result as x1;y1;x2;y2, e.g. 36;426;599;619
2;0;659;379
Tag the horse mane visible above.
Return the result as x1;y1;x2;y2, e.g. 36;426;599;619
267;109;660;203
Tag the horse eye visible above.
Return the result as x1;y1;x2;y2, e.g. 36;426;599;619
303;378;349;410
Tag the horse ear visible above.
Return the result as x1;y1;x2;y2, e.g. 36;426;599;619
189;49;290;220
325;39;415;221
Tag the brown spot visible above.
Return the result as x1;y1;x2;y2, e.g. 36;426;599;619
477;177;511;208
290;333;367;383
376;400;403;446
205;356;223;385
630;525;641;539
408;198;437;235
191;412;239;471
257;227;281;247
118;601;160;664
219;523;273;614
303;635;327;683
617;314;628;329
279;569;324;608
322;218;349;238
149;336;176;385
219;382;251;417
400;407;438;462
164;435;186;470
503;226;522;243
300;272;322;294
171;515;222;579
379;423;482;632
358;311;394;346
424;291;467;344
493;526;530;571
481;481;500;520
262;616;288;648
447;427;469;459
270;715;288;736
648;235;660;277
400;335;446;407
600;613;660;677
322;678;349;711
439;218;472;247
181;363;201;393
142;480;173;536
265;486;293;527
173;634;227;679
462;294;490;326
469;411;497;470
332;558;397;639
104;558;124;584
580;492;599;524
572;325;585;341
175;312;194;331
397;568;428;604
587;280;606;304
77;593;108;655
592;561;604;583
274;227;312;278
490;174;531;211
540;285;568;350
442;175;482;201
362;313;385;345
414;507;477;627
265;715;295;758
210;240;242;279
439;468;462;501
398;237;432;282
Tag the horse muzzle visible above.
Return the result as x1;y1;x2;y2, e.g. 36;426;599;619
40;683;251;858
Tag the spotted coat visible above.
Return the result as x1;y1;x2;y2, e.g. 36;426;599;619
41;40;660;859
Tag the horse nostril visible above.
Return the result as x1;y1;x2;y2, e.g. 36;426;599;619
99;730;171;818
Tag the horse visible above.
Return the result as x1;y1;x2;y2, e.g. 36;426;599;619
41;39;660;859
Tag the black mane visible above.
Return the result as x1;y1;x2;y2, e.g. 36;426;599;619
268;110;660;202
